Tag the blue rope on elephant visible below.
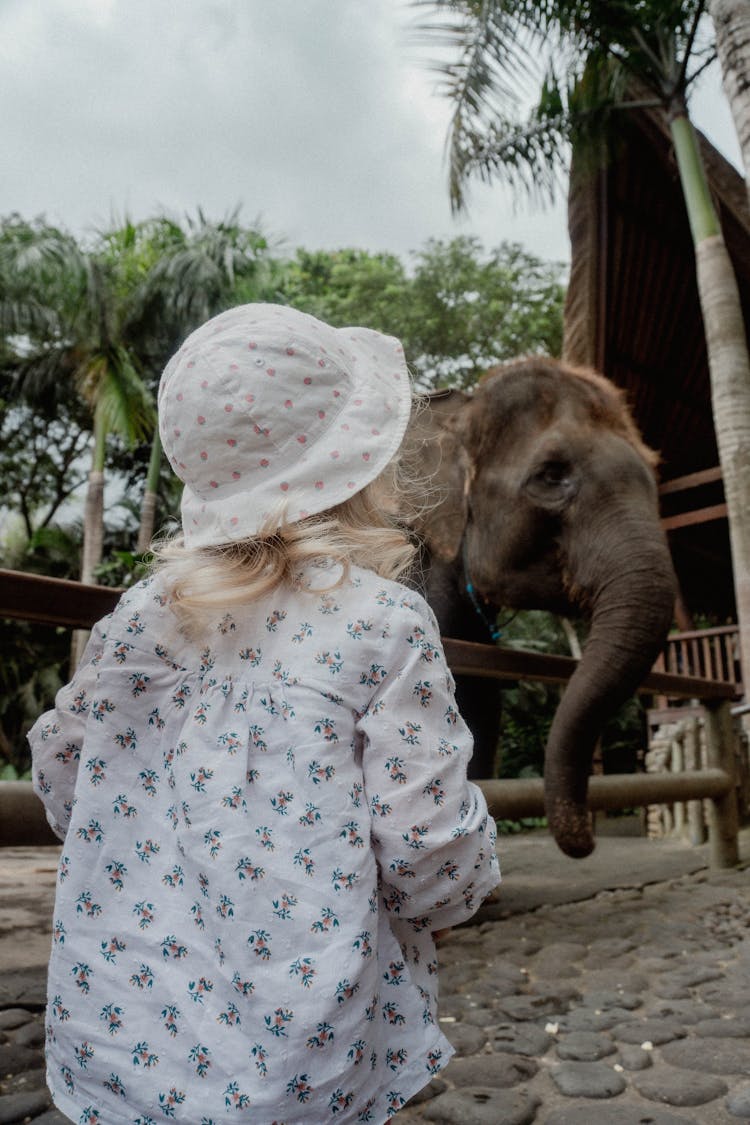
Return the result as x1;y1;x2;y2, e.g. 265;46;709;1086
462;539;509;642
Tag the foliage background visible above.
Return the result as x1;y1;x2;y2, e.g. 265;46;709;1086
1;209;575;777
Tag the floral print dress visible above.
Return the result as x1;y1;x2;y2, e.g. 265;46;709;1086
29;563;500;1125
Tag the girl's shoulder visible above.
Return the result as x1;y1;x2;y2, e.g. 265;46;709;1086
346;565;439;631
96;573;184;661
269;562;438;642
108;572;174;626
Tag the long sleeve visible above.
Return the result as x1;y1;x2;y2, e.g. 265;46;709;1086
27;620;108;839
357;599;500;932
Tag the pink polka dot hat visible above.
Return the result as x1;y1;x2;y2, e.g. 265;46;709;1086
158;303;412;547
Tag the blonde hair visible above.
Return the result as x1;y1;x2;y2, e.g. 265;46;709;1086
151;430;427;632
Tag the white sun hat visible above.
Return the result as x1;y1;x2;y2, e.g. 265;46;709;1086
158;303;412;547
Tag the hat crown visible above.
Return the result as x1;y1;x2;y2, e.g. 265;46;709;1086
160;306;358;502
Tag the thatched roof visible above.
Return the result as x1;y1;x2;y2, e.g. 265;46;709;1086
563;107;749;620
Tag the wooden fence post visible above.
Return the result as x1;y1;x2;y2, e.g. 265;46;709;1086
684;716;707;846
703;700;740;868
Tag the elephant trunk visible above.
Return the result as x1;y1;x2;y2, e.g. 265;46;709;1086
544;513;676;858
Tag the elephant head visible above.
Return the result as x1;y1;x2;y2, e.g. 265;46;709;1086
409;356;676;859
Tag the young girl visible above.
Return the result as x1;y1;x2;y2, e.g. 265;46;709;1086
29;303;500;1125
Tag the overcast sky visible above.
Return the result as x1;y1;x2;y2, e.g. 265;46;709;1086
0;0;742;268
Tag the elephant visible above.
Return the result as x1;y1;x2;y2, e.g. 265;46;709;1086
405;355;677;860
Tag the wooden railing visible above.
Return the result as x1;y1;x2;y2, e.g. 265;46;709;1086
0;568;742;868
656;625;741;690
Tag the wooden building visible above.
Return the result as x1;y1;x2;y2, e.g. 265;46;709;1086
563;106;749;646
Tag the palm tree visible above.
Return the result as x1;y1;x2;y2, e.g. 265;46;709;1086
93;216;185;557
57;251;155;588
3;219;155;662
417;0;750;678
1;218;89;540
0;216;78;346
709;0;750;208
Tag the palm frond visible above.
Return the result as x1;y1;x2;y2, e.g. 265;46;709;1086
0;216;88;336
0;216;84;278
77;346;155;447
415;1;536;113
0;296;61;339
11;345;78;414
141;209;270;330
451;105;571;206
413;0;580;209
414;0;709;211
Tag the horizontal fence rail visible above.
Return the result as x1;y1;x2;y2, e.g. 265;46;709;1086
0;569;741;867
443;638;740;702
0;567;123;628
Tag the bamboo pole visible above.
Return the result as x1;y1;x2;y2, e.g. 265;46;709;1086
703;701;740;868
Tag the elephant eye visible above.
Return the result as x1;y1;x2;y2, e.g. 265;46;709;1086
525;459;577;508
537;460;570;487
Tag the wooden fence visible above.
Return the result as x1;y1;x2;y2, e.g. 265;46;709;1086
0;568;742;868
656;625;741;690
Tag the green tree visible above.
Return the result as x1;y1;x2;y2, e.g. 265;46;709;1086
3;218;154;587
0;214;75;344
0;209;275;757
0;400;89;540
273;247;411;334
417;0;750;678
139;208;272;334
406;236;564;386
273;239;565;387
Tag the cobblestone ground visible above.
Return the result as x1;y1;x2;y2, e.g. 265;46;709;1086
2;846;750;1124
399;864;750;1125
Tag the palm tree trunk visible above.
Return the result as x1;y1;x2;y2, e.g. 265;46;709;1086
80;402;108;586
136;431;162;553
137;489;158;555
80;469;105;586
72;406;107;667
709;0;750;209
695;236;750;687
670;106;750;683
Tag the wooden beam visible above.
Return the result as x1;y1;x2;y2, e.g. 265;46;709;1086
0;568;121;629
666;624;738;642
0;569;740;702
477;768;733;820
659;466;723;495
0;768;735;849
442;637;738;700
661;503;728;531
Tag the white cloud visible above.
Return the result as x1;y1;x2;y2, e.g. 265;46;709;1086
0;0;740;266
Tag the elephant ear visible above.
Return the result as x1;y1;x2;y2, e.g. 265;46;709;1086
406;389;473;562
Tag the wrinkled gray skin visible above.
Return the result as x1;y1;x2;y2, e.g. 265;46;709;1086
406;357;676;859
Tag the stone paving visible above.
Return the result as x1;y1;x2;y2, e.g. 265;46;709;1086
2;830;750;1124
